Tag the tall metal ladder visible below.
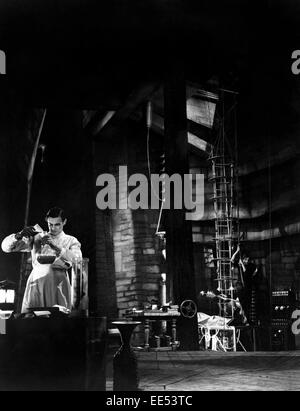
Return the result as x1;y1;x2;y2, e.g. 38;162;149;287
209;155;238;319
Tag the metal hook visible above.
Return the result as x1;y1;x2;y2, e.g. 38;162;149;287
39;144;46;163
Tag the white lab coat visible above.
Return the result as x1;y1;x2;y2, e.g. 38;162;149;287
1;231;82;313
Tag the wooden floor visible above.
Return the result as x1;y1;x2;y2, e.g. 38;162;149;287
107;350;300;391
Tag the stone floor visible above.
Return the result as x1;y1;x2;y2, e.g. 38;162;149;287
106;350;300;391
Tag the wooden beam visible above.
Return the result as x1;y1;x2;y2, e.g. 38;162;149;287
164;65;199;350
91;110;116;135
89;81;160;140
131;109;213;155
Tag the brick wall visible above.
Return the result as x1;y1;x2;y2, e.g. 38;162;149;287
112;209;162;314
94;124;163;329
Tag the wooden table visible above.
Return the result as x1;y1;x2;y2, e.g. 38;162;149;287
126;311;181;351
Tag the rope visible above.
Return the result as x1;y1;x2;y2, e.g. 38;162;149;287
17;109;47;312
268;129;273;317
145;105;166;238
146;118;164;203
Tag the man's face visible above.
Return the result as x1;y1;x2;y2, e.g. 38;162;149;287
235;281;243;292
242;256;249;266
47;217;66;236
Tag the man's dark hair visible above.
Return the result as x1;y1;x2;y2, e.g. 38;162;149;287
240;247;249;259
45;207;66;221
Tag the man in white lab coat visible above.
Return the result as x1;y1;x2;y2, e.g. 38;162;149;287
1;207;82;313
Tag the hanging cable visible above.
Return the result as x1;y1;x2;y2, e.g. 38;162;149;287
146;130;166;204
146;102;165;203
234;95;241;246
145;101;166;239
146;100;152;129
268;130;273;318
155;200;165;237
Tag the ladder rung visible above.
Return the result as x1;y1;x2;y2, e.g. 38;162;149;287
214;234;236;242
213;236;236;241
209;177;232;183
213;217;238;220
211;198;233;202
210;162;234;167
214;277;233;282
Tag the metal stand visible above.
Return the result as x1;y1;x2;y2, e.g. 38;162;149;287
199;325;237;352
112;321;141;391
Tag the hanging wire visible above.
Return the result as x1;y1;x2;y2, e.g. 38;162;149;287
222;90;225;160
146;113;165;203
234;94;240;246
145;103;166;238
268;130;273;319
155;200;165;237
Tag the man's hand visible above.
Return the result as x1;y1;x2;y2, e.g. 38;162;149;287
15;226;38;240
41;235;61;255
